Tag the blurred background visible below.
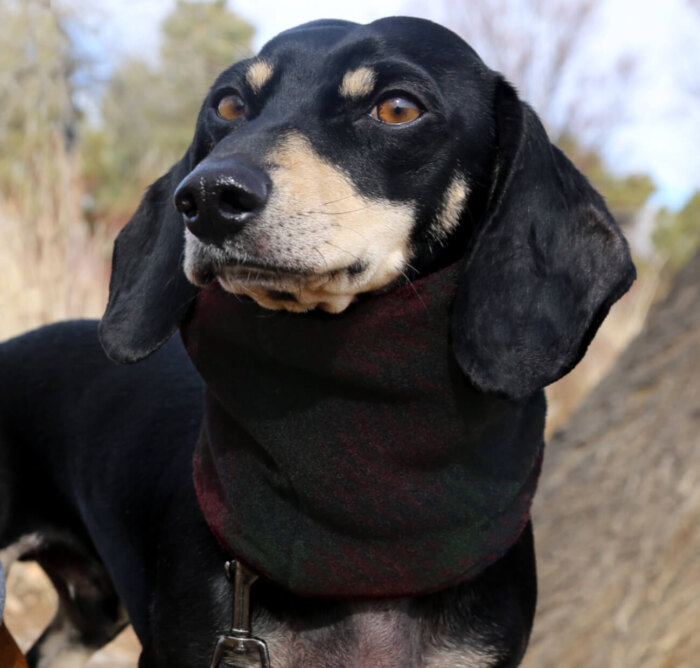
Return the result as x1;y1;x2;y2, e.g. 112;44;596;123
1;0;699;666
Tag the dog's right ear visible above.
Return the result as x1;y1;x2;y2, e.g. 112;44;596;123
99;156;197;364
451;78;635;400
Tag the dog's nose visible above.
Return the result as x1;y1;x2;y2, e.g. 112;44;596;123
173;159;270;244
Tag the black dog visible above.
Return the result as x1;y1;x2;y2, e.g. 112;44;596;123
0;17;634;667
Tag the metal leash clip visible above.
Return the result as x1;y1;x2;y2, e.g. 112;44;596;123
209;560;271;668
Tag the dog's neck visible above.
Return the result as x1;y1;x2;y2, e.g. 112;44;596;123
180;262;544;599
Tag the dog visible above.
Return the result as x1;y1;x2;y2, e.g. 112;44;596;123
0;17;634;667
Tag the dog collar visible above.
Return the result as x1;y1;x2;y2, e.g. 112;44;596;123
181;263;544;598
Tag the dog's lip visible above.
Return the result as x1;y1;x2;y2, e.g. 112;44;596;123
222;260;310;279
217;257;367;283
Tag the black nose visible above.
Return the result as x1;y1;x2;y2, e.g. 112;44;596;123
173;159;270;244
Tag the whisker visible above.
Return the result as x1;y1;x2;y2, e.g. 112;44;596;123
312;246;331;275
323;241;364;264
325;221;370;243
402;260;419;275
398;267;426;308
320;194;358;207
308;202;377;216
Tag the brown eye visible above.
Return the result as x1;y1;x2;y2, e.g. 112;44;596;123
217;94;245;120
371;96;421;125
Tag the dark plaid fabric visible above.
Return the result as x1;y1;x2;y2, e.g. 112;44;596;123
181;263;544;598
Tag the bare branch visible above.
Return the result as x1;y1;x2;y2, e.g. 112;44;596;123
440;0;636;145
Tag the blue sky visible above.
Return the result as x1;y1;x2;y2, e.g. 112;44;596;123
79;0;700;209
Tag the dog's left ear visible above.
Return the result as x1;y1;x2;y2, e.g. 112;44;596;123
452;78;636;400
99;155;197;364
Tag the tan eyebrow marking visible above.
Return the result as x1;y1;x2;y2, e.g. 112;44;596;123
339;67;377;99
246;60;274;93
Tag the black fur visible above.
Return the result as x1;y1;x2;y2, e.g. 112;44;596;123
452;80;634;398
100;161;197;364
1;16;634;667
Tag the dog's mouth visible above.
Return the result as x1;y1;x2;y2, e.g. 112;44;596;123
219;260;310;283
218;258;365;284
193;255;374;313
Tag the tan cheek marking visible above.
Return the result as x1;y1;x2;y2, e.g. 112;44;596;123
434;174;469;240
246;60;274;93
270;133;414;285
269;133;358;218
339;67;376;99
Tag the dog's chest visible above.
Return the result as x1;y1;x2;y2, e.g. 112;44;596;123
246;602;500;668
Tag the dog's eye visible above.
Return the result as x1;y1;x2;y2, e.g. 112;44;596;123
371;96;421;125
217;94;246;121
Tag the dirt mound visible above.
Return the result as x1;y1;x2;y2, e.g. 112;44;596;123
525;254;700;667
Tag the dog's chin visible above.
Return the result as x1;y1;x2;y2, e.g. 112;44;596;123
184;263;356;313
217;270;359;313
186;255;409;314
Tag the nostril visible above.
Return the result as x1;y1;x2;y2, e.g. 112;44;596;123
175;190;199;222
219;187;262;218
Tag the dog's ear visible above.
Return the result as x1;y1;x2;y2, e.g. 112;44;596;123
99;156;197;364
451;78;635;400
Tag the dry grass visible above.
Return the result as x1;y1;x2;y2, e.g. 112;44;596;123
0;138;111;343
525;254;700;667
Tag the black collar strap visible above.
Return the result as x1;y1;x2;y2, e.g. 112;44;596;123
181;262;544;598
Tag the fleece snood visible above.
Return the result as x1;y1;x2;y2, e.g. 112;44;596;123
180;263;544;598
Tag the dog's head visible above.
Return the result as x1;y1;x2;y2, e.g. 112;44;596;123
99;17;635;400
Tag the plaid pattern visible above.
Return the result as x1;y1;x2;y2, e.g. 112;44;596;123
181;263;544;597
